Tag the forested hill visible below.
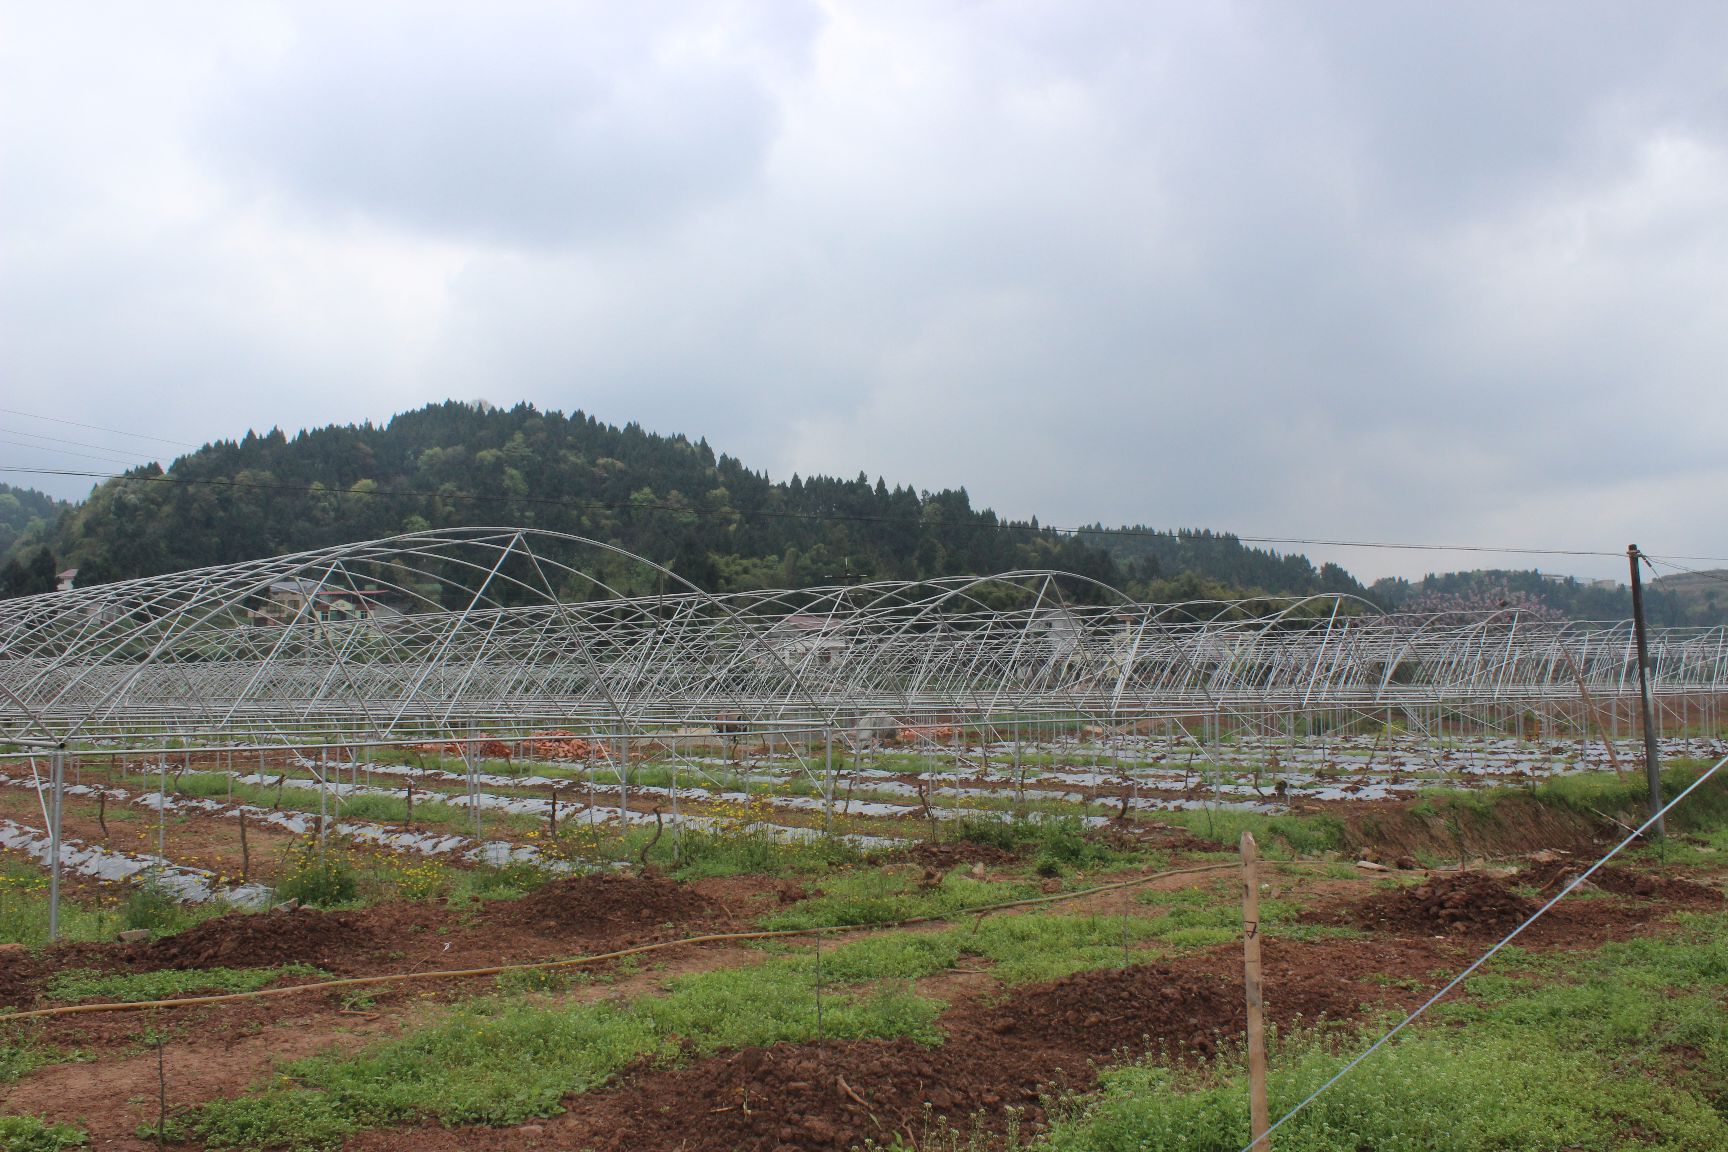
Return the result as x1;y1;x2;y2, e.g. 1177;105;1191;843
1076;526;1365;599
1371;568;1721;629
25;400;1717;621
25;402;1380;601
38;401;1138;593
0;482;67;559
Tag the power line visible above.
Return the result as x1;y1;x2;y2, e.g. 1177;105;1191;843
0;426;162;462
1217;535;1622;559
0;406;198;449
1643;555;1728;586
0;441;160;469
6;463;1720;566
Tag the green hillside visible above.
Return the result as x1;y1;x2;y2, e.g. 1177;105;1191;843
19;402;1371;604
12;401;1722;623
37;401;1132;595
0;482;67;559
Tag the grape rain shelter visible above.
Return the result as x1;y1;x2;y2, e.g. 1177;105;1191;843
3;528;1726;759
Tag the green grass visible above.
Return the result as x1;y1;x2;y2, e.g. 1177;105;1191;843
1446;911;1728;1093
43;965;322;1005
941;815;1127;871
1128;878;1357;944
0;1032;84;1085
761;868;1041;930
960;914;1162;984
0;1115;86;1151
170;772;493;834
1042;1024;1727;1152
179;951;944;1149
656;827;866;879
1153;808;1347;857
0;863;230;949
1043;908;1728;1151
0;893;117;951
764;915;1171;988
175;901;1222;1149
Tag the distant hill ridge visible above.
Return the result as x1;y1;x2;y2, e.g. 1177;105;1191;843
1;400;1720;624
14;401;1326;601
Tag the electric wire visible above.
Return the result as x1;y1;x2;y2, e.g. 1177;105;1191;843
1236;750;1728;1152
0;427;161;462
0;406;199;448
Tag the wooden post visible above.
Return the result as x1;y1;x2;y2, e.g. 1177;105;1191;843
1241;830;1271;1150
1560;647;1625;780
48;746;65;942
1628;545;1666;837
239;812;250;882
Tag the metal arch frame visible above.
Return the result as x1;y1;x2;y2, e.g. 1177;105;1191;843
3;528;1728;759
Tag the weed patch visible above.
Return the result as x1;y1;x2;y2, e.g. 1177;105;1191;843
44;965;321;1004
761;869;1039;930
179;949;944;1148
0;1115;86;1151
1043;1025;1727;1151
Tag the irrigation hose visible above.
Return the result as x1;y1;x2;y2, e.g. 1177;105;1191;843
0;859;1273;1023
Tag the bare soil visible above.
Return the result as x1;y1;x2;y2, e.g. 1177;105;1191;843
344;935;1461;1152
1518;859;1726;904
0;786;1718;1152
906;841;1020;870
1352;871;1538;937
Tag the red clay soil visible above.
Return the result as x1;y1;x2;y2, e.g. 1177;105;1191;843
139;905;393;972
486;871;721;938
0;874;736;1011
348;936;1456;1152
1096;820;1225;856
0;911;396;1010
907;841;1021;870
1353;872;1537;937
1518;860;1726;904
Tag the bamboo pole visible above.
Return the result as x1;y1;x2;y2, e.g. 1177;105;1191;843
1241;830;1271;1151
1560;648;1625;780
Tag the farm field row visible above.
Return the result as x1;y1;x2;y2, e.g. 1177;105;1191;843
0;754;1720;1150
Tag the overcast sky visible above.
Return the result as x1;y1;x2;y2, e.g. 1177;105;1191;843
4;2;1727;582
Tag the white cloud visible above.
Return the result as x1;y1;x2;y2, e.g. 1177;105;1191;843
3;0;1727;582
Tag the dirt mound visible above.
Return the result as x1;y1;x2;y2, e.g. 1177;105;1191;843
139;907;385;973
544;950;1406;1152
1098;821;1223;855
1354;871;1536;936
489;871;717;939
908;840;1020;870
999;950;1386;1061
0;947;48;1008
576;1037;1027;1152
1520;860;1724;904
992;964;1240;1059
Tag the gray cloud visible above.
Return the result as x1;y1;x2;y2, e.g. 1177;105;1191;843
3;1;1727;582
206;1;805;246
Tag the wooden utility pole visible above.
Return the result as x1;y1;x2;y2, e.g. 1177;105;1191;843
1627;546;1666;837
1241;831;1271;1150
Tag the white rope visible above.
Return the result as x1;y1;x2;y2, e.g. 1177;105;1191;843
1239;753;1728;1151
